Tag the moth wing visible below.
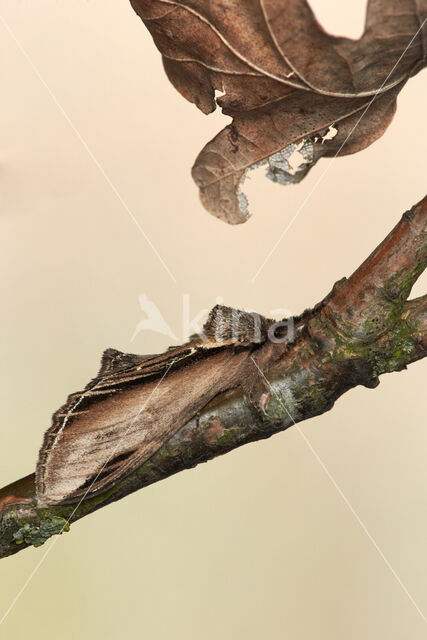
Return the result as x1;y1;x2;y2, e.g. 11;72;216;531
97;347;154;376
36;345;245;505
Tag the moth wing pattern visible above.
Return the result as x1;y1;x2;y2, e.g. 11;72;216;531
36;338;248;506
97;348;155;376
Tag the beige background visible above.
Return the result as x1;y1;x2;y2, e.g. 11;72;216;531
0;1;426;638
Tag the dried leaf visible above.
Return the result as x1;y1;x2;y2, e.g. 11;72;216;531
131;0;426;223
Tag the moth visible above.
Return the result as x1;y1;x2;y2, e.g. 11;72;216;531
36;305;277;506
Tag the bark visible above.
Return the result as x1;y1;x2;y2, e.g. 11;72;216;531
0;196;425;559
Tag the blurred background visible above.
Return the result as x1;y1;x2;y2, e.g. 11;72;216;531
0;1;426;638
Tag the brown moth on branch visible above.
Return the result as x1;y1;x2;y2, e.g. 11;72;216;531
0;196;425;558
130;0;427;223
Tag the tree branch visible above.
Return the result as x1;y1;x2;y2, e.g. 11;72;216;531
1;196;425;559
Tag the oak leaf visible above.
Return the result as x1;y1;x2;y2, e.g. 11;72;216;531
131;0;427;223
